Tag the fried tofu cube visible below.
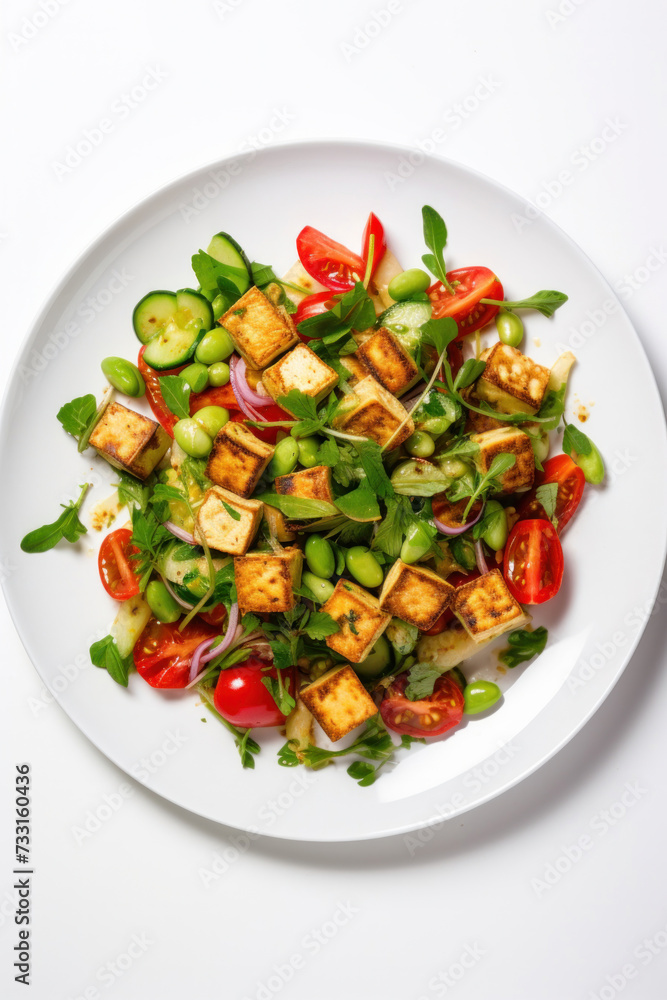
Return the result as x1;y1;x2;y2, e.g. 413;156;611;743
205;422;274;498
195;487;262;556
321;579;391;663
275;465;334;504
332;376;414;449
89;401;170;480
262;504;296;543
471;427;535;493
379;560;455;631
220;286;299;370
300;665;378;742
262;344;339;411
452;568;529;642
355;327;419;397
476;343;550;415
234;547;303;613
339;353;370;386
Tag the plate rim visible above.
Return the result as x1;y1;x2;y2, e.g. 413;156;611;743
3;137;666;842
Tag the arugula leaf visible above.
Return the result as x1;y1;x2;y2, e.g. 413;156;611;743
258;494;338;519
115;471;151;512
405;662;443;701
296;282;375;340
198;684;260;767
480;290;568;317
158;375;191;420
499;626;548;668
221;500;242;522
562;422;593;457
439;436;481;459
420;317;459;359
535;482;558;526
21;483;89;553
261;676;296;716
180;456;211;493
191;250;245;301
460;453;516;520
335;483;381;522
241;613;261;635
302;611;340;640
421;205;454;293
57;394;96;440
89;634;132;687
454;358;486;391
313;437;340;467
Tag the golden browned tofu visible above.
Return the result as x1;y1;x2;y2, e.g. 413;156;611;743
275;465;334;504
332;376;414;449
300;665;378;743
339;353;370;386
452;569;529;642
205;422;274;498
356;327;419;397
262;343;338;411
195;487;262;556
471;427;535;493
477;343;550;415
89;401;170;480
220;285;299;370
321;579;391;663
262;504;296;543
379;560;454;631
234;547;303;613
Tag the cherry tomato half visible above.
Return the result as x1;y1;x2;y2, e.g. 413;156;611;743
189;383;240;415
137;348;184;435
361;212;386;281
429;266;503;336
98;528;140;601
198;604;227;629
380;672;465;737
133;617;219;689
503;518;564;605
213;656;299;728
516;454;585;534
295;290;337;334
296;225;366;293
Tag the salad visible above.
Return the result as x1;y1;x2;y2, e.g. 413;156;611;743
21;206;605;785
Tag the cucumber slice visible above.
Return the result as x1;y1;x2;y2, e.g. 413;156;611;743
176;288;213;331
206;232;252;294
378;300;433;356
133;291;177;344
142;319;205;371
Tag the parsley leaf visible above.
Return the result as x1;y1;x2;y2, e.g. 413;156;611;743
498;627;548;668
275;389;326;438
129;506;174;590
89;634;133;687
20;483;89;553
405;662;443;701
158;375;191;420
372;496;413;558
115;471;151;512
301;611;339;641
354;439;395;499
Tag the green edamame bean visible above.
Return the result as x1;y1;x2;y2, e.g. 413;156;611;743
573;441;605;485
269;436;299;478
101;356;145;398
354;634;392;679
495;309;524;348
173;418;213;458
405;430;435;458
302;571;335;604
195;327;235;365
212;293;235;321
145;580;181;624
192;405;229;438
531;431;550;466
463;680;502;715
180;362;209;393
345;546;383;588
305;535;335;578
208;362;230;387
388;268;431;302
297;436;321;468
480;500;508;551
400;522;432;564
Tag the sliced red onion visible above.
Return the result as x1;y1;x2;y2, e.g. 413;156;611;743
188;637;217;684
162;576;195;610
187;602;241;685
164;520;198;545
229;360;266;421
434;505;483;536
229;354;271;420
474;539;489;575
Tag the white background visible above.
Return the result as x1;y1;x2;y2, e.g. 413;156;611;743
2;1;667;998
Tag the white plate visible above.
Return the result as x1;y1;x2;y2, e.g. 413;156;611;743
2;140;665;842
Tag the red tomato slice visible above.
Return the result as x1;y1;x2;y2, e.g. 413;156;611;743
296;225;365;293
380;672;464;737
98;528;140;601
429;266;503;336
422;570;481;634
516;454;585;534
503;518;564;605
137;348;184;436
133;618;219;689
361;212;386;280
189;383;240;415
213;656;298;728
295;290;337;334
198;604;227;628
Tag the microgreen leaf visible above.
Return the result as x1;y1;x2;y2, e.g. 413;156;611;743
20;483;89;553
498;627;548;668
480;290;568;317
